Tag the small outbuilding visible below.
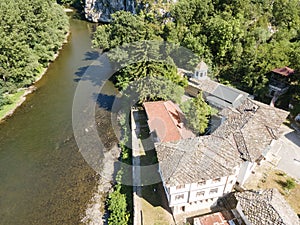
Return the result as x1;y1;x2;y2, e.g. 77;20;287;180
268;66;294;97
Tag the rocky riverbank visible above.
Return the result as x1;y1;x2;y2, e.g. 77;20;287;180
81;145;121;225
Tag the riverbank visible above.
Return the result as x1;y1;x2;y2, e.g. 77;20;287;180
0;31;70;124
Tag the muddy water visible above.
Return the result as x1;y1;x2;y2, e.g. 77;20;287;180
0;14;118;225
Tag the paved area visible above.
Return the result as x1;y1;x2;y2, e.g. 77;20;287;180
132;109;143;225
267;125;300;180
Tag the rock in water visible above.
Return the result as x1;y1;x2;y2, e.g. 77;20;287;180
85;0;137;23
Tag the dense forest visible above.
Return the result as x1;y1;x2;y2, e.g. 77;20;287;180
93;0;300;115
0;0;69;109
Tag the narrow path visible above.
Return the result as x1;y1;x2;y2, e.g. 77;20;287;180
132;108;143;225
131;108;176;225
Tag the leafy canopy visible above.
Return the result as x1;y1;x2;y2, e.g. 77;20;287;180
180;93;213;134
0;0;69;109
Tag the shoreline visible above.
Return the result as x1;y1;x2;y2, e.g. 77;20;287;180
0;31;71;123
81;146;120;225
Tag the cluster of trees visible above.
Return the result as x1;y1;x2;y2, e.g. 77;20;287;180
169;0;300;99
94;0;300;113
0;0;69;109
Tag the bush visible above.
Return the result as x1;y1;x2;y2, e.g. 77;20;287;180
285;178;296;191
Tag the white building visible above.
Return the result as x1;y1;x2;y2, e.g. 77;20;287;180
147;98;288;215
155;136;241;214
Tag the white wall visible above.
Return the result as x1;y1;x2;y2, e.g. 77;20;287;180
167;174;238;213
169;184;190;195
236;161;256;185
169;191;189;206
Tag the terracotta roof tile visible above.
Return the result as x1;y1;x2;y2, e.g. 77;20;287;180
143;101;195;143
272;67;294;77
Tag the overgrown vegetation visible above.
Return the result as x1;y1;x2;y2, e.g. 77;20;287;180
93;0;300;111
106;112;133;224
0;0;69;110
245;168;300;214
107;172;130;225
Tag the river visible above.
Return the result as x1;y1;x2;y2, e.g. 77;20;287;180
0;14;117;225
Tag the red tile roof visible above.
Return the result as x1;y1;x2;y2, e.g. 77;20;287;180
143;101;194;143
194;212;235;225
272;67;294;77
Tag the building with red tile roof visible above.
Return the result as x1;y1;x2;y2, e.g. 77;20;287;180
194;211;239;225
143;101;195;143
272;67;294;77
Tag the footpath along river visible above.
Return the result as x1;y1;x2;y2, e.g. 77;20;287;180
0;14;118;225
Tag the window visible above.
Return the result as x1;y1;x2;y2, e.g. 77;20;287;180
209;188;218;194
175;194;184;200
197;180;206;186
212;178;221;183
176;185;185;190
196;191;205;197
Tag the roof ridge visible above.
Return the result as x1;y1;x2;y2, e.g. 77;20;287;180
162;101;183;139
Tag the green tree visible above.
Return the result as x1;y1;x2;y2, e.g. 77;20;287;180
180;93;212;134
93;11;161;50
123;75;185;104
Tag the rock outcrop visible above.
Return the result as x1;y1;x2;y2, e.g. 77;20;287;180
85;0;137;23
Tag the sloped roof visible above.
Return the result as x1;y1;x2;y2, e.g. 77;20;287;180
189;78;219;94
143;101;195;143
215;99;289;162
272;67;294;77
155;135;240;185
234;189;299;225
210;85;248;108
155;98;289;186
194;211;238;225
195;61;208;71
188;78;249;109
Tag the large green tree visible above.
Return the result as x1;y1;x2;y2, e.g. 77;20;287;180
93;11;187;91
123;75;185;104
180;93;213;134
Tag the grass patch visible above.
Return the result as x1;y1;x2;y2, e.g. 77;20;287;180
0;90;26;120
246;168;300;214
141;184;174;225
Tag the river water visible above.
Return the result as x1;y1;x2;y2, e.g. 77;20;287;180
0;14;117;225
